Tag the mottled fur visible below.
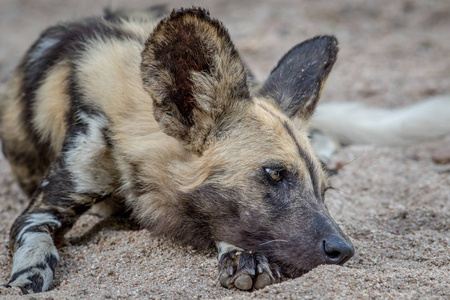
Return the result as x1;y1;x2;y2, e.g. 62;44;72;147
0;7;354;294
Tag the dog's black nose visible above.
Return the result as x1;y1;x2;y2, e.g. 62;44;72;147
322;235;355;265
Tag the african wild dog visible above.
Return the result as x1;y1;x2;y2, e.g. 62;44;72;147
0;6;355;294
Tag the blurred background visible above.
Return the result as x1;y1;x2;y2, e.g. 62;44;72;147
1;0;449;108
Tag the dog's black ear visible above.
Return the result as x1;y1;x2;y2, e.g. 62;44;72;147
259;36;338;121
141;7;250;152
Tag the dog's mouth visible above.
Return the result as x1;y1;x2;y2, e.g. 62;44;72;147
265;254;314;279
273;248;354;279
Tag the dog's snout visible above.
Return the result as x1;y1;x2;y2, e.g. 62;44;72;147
322;235;355;265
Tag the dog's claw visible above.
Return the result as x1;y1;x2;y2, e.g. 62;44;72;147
227;266;234;276
257;265;264;274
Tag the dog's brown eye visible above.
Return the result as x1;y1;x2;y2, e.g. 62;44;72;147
264;168;284;182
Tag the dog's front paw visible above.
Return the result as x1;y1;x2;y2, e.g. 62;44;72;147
218;250;281;290
7;234;59;294
7;265;54;294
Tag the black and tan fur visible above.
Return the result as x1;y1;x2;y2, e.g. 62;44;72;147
0;7;354;294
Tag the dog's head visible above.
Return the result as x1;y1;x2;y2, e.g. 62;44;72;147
141;7;354;277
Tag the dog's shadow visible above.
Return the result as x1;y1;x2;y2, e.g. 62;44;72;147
67;212;140;246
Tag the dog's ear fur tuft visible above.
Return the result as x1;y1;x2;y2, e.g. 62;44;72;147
141;7;250;153
259;36;338;121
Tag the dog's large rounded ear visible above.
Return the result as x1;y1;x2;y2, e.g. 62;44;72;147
259;36;338;121
141;7;250;152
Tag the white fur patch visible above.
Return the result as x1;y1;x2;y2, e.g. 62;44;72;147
65;112;117;194
16;213;61;242
217;241;243;261
9;232;59;293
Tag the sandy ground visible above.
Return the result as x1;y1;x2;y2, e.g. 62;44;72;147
0;0;449;299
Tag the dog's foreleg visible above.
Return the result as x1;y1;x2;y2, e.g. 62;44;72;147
7;159;101;293
7;113;117;294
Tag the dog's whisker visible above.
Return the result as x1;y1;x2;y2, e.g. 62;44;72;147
260;240;289;246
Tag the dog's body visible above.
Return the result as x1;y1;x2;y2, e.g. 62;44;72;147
8;5;450;294
1;7;357;293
